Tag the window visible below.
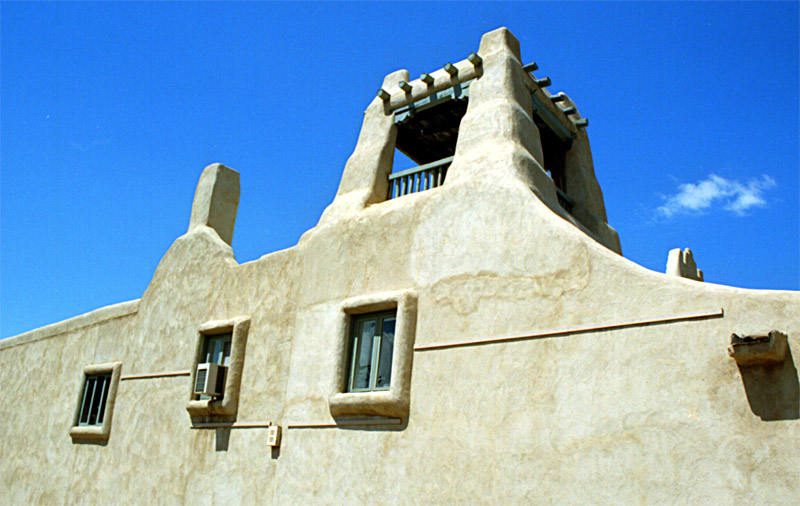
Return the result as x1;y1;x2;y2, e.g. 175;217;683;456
69;362;122;443
202;332;232;367
347;311;396;392
186;317;250;422
329;290;417;419
77;373;111;426
194;332;232;400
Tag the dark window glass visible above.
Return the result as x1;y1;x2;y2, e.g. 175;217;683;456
78;374;110;426
376;317;395;388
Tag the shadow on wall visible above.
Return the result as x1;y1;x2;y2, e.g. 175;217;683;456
739;345;799;421
72;439;109;447
335;418;409;432
215;428;230;451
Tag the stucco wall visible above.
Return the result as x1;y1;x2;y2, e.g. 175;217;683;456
2;176;798;504
1;26;797;505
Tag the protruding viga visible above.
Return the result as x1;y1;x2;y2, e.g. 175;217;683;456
188;163;240;245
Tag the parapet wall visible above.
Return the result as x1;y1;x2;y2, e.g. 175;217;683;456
0;299;140;352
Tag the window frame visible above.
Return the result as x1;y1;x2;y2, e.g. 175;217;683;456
69;361;122;444
329;290;417;419
347;310;397;393
186;316;250;422
193;331;233;401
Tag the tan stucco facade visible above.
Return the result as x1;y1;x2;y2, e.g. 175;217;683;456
2;28;798;504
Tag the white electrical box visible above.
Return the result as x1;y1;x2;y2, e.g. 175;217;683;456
267;425;281;447
194;362;226;397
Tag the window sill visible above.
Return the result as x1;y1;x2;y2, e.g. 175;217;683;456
69;425;110;443
186;399;236;420
330;390;408;419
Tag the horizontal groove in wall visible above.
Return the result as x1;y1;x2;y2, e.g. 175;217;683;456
287;417;403;429
120;370;191;381
415;308;725;352
191;422;273;430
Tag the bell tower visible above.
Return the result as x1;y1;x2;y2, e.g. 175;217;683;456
321;27;621;254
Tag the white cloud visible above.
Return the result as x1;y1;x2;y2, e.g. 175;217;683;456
657;174;776;218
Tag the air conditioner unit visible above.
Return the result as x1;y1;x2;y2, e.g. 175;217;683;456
194;363;226;397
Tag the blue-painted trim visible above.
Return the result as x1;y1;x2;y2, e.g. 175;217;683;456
392;79;573;144
389;156;454;180
394;81;471;123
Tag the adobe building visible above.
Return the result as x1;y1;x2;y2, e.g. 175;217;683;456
1;27;798;504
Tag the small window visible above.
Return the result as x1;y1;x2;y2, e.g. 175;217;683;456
194;332;232;400
77;373;111;426
347;311;396;392
69;361;122;443
329;290;417;419
186;317;250;422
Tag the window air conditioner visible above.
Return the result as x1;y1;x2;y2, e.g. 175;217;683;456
194;363;226;397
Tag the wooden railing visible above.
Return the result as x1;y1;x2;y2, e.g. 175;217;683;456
387;155;574;215
388;156;453;200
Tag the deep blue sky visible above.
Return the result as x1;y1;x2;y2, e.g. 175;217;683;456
2;2;798;338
